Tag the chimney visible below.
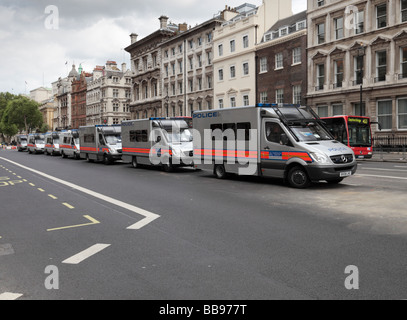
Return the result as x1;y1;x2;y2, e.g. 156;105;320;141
122;63;127;72
159;15;169;29
130;33;138;44
178;23;188;32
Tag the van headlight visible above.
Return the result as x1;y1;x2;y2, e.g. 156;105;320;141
310;152;332;165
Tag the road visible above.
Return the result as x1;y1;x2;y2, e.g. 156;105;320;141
0;149;406;300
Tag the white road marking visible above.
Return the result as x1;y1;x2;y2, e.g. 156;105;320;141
361;167;407;172
0;157;160;229
0;292;23;300
357;173;407;180
62;244;111;265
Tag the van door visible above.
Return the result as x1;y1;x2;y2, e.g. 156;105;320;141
260;119;292;178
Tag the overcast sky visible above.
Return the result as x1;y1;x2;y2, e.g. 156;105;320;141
0;0;307;95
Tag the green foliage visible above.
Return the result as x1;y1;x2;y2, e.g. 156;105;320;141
0;93;43;134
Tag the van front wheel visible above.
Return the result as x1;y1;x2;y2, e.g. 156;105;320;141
287;166;310;189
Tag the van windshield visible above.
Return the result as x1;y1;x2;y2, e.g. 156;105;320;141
290;123;332;142
164;128;193;143
105;135;121;145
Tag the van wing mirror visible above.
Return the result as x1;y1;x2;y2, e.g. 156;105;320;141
156;136;161;143
280;133;290;145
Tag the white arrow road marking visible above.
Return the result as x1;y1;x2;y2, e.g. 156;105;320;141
0;292;23;300
0;157;160;229
62;244;111;265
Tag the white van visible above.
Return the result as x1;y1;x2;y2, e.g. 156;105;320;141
121;117;194;172
60;130;81;160
44;132;61;156
17;135;28;152
193;104;357;188
79;125;122;165
27;133;45;154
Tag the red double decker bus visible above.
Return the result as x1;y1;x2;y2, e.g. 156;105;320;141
321;115;373;159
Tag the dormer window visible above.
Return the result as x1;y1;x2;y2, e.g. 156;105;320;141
279;27;288;37
296;20;306;30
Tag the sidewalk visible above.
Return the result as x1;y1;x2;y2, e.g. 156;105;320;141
361;152;407;163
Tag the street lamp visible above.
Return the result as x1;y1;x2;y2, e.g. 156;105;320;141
357;44;366;116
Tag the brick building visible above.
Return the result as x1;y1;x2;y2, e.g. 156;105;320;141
71;68;92;129
256;10;307;105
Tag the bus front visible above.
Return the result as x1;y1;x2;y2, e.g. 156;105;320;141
347;116;373;159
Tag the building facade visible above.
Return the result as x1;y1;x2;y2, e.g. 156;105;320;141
86;61;132;126
213;0;293;109
307;0;407;137
125;16;179;119
256;10;307;105
161;18;223;117
71;70;91;129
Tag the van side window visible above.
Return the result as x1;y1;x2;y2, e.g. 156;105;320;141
84;134;95;143
237;122;251;141
130;130;148;143
266;122;285;144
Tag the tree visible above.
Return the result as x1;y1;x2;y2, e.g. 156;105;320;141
2;96;43;133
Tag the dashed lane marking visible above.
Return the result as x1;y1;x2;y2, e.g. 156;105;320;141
62;243;111;265
0;292;23;300
0;157;160;230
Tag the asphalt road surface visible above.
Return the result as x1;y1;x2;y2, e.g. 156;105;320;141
0;149;406;300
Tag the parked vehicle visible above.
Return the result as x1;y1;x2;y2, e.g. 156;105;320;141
79;125;122;165
193;104;358;188
121;117;194;172
27;133;45;154
322;115;374;159
60;129;81;160
44;132;61;156
17;135;28;152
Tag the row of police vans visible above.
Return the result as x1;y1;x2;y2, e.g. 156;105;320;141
16;104;358;188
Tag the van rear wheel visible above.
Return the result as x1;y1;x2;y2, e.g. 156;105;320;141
132;157;138;169
287;166;310;189
214;164;227;179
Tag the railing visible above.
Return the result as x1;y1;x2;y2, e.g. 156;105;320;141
374;135;407;152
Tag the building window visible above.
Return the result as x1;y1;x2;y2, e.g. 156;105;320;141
207;75;212;89
334;17;344;40
218;44;223;56
334;60;344;88
230;40;235;53
260;92;268;104
317;0;325;7
354;103;366;116
275;53;283;69
317;23;325;44
230;65;236;78
354;55;364;85
378;100;392;130
178;60;183;73
376;51;387;82
113;89;119;98
332;104;343;116
402;0;407;22
376;4;387;29
400;47;407;78
218;69;224;81
243;95;249;106
189;57;193;70
243;62;249;76
207;51;212;65
260;57;268;72
398;98;407;129
276;89;284;104
292;48;301;64
198;77;202;90
198;54;202;68
293;85;301;105
316;64;325;90
317;105;328;117
230;97;236;107
243;35;249;48
218;99;224;109
355;10;364;34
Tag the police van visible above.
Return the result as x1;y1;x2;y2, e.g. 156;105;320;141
79;125;122;165
27;133;45;154
44;132;61;156
60;129;81;160
121;117;194;172
17;135;28;152
193;104;357;188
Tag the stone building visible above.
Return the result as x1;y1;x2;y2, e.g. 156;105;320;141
213;0;293;109
307;0;407;137
125;16;179;119
256;10;307;105
161;17;223;117
86;61;132;126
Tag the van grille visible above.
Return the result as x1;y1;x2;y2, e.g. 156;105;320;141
330;154;354;164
